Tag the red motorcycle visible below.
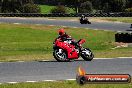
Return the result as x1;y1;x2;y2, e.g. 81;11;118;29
53;38;94;62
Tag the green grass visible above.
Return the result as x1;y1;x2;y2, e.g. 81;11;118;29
39;5;75;13
0;23;132;62
94;47;132;58
0;81;131;88
39;5;55;13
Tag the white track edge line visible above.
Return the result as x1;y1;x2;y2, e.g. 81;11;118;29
7;82;18;84
66;79;76;81
0;57;132;63
73;27;78;28
43;80;56;82
26;81;37;83
118;57;132;58
94;58;115;59
0;79;77;84
13;23;21;24
49;25;55;26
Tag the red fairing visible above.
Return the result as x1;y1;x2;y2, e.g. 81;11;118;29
55;39;78;59
79;39;86;45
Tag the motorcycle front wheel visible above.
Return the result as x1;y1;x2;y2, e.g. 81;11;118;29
53;48;69;62
81;48;94;61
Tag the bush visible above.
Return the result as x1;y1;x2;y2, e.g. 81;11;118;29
79;1;93;13
23;3;41;13
109;0;127;12
125;8;132;12
0;7;1;13
50;5;67;14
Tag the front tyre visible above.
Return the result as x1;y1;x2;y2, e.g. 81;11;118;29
81;48;94;61
53;48;69;62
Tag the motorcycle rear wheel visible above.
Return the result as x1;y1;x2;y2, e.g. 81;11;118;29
81;48;94;61
87;21;91;24
53;48;69;62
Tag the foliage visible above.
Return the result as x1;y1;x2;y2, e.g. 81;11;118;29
23;3;41;13
0;0;40;13
40;5;75;13
109;0;128;12
1;0;21;13
79;1;93;13
125;8;132;12
0;0;132;13
39;5;55;13
127;0;132;7
50;5;67;14
91;0;128;12
54;0;129;13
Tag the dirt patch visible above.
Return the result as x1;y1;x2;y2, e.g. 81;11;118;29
111;42;129;49
115;42;128;47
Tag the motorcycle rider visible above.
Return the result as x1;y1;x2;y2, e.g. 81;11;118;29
58;28;70;40
130;24;132;28
57;28;79;48
81;14;85;20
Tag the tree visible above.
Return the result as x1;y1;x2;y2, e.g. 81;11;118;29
125;8;132;12
0;0;2;12
79;1;93;13
109;0;128;12
57;0;80;13
91;0;127;12
91;0;107;10
1;0;41;13
22;0;33;4
127;0;132;8
1;0;20;13
51;5;67;14
103;3;110;12
23;3;40;13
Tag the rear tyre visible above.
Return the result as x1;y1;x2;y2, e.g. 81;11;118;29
87;21;91;24
80;20;83;24
81;48;94;61
80;22;83;24
53;48;69;62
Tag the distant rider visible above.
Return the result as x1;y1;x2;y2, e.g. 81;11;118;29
81;14;86;20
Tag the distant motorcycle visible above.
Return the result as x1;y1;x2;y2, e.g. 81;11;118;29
130;24;132;28
80;18;91;24
53;38;94;62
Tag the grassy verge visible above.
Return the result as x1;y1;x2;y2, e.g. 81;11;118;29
0;81;131;88
39;5;75;13
0;23;132;62
94;47;132;58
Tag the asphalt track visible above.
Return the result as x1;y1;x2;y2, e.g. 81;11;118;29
0;58;132;83
0;17;131;31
